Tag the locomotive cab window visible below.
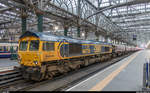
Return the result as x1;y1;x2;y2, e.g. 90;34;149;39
0;46;3;51
29;40;39;51
43;42;55;51
19;41;28;51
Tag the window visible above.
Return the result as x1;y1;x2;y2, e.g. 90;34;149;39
101;46;110;52
29;40;39;51
43;42;55;51
60;44;69;57
90;45;94;53
101;46;105;52
105;47;110;52
82;45;88;49
0;46;3;51
19;41;28;51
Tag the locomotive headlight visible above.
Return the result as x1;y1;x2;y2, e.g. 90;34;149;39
34;61;38;65
18;58;21;63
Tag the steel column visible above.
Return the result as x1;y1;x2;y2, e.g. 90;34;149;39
64;26;68;36
21;9;27;34
77;27;80;37
21;17;26;34
37;14;43;32
77;0;81;37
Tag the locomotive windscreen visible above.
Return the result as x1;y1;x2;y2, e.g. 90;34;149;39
29;40;39;51
19;41;28;51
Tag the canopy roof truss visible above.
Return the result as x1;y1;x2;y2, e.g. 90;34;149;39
0;0;150;46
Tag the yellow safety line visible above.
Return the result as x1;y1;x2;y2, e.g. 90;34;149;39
89;52;139;91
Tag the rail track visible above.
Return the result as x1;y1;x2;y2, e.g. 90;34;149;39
0;70;24;91
0;52;134;91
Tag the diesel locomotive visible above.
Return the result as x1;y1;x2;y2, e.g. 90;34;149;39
17;31;139;81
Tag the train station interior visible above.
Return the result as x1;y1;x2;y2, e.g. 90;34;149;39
0;0;150;92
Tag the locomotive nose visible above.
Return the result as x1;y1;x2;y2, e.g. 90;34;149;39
19;52;41;66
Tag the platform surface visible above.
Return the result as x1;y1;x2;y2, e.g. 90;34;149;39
0;58;19;72
66;50;148;91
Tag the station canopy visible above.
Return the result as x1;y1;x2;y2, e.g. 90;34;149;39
0;0;150;47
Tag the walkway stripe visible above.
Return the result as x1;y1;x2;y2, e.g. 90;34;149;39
89;52;139;91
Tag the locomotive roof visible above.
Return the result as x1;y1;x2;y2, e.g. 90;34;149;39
20;31;112;45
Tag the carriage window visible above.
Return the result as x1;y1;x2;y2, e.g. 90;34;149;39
29;40;39;51
15;46;18;52
19;41;28;51
0;46;3;51
43;42;55;51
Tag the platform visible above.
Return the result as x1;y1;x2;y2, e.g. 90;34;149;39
0;58;19;72
66;50;148;91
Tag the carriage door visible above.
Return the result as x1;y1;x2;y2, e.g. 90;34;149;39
62;44;69;57
60;39;69;57
90;45;94;54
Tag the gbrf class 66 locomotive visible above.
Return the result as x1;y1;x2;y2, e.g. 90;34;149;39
17;31;139;81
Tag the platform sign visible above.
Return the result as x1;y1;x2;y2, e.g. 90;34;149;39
133;35;137;41
11;37;12;40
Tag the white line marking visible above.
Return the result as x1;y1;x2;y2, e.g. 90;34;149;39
66;52;140;91
0;66;14;72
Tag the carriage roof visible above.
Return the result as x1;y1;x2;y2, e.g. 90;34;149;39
0;43;18;46
20;31;112;45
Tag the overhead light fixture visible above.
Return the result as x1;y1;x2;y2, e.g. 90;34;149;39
82;33;85;37
54;26;59;31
